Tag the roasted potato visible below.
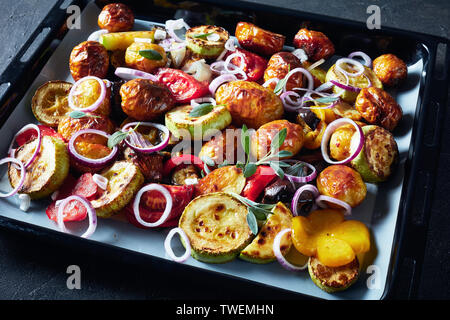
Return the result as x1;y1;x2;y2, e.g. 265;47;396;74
293;28;335;62
69;41;109;81
331;100;362;122
235;22;285;56
316;165;367;208
329;124;357;161
69;78;111;116
251;120;304;160
263;52;303;91
57;113;115;143
171;165;200;185
120;78;175;121
372;53;408;87
194;165;246;197
123;147;164;182
355;87;402;131
125;42;167;73
199;126;244;165
98;3;134;32
215;80;284;129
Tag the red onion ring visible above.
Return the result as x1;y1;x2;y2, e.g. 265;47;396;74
320;118;364;165
282;68;314;94
57;195;97;238
348;51;372;68
121;122;170;154
190;97;216;107
284;161;317;185
263;78;279;88
209;73;238;94
335;57;365;78
164;227;191;263
165;19;190;43
133;184;173;228
93;174;108;190
273;228;308;271
68;76;106;113
8;124;42;169
114;67;158;81
68;129;118;167
0;157;26;198
330;79;362;93
291;184;320;216
88;29;108;42
315;195;352;216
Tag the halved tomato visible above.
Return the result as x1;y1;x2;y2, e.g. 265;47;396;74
16;125;64;147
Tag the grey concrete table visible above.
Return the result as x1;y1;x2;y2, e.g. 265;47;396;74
0;0;448;300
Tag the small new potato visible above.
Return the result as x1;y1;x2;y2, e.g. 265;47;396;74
125;42;167;73
120;78;175;121
57;113;115;143
329;124;357;161
317;165;367;208
251;120;304;160
373;54;407;87
355;87;403;131
215;80;284;129
293;28;335;62
70;78;111;116
263;52;303;91
235;22;285;56
98;3;134;32
69;41;109;81
199;126;244;165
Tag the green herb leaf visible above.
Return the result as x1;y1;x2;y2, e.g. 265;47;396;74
243;163;257;178
69;110;101;119
240;124;251;156
276;150;293;158
138;49;163;60
191;32;214;39
249;206;266;221
246;210;258;235
200;155;215;167
285;162;306;176
107;131;129;149
189;103;215;117
217;160;230;168
270;128;287;153
235;161;245;170
270;161;285;180
273;64;291;95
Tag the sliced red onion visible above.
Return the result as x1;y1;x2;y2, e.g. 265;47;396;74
154;29;167;41
363;74;372;87
0;157;25;198
335;57;365;78
8;124;41;169
280;91;303;112
263;77;279;88
273;228;308;271
93;174;108;190
190;97;216;108
209;73;238;94
225;38;236;52
282;68;314;94
306;58;325;71
315;81;334;93
291;48;308;63
18;194;31;212
224;52;245;73
164;227;191;263
206;33;220;42
330;79;361;93
348;51;372;68
57;195;97;238
182;59;212;82
115;67;158;81
320;118;364;165
68;76;106;113
88;29;109;42
291;184;320;216
68;129;118;167
284;161;317;185
133;184;173;228
121;122;169;154
315;195;352;216
165;19;190;43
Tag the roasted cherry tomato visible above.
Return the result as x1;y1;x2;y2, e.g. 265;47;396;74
242;166;277;202
156;68;209;104
162;154;206;177
225;47;267;82
124;184;194;229
16;125;64;146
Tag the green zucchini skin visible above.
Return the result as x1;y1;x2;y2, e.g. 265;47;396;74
185;25;229;59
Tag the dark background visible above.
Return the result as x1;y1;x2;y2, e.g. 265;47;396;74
0;0;448;300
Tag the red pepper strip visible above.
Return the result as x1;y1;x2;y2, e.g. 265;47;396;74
226;47;268;82
242;165;277;202
162;154;206;177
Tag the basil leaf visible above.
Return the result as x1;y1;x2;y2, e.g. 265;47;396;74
243;163;257;178
189;103;215;117
270;161;285;180
69;110;100;119
246;210;258;235
270;128;287;153
191;32;214;39
107;131;129;149
138;49;163;60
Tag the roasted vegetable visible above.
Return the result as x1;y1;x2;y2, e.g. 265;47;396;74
69;41;109;81
242;166;277;202
98;3;134;32
261;177;297;205
171;165;200;185
316;165;367;208
119;78;175;121
372;53;407;87
99;31;155;51
123;147;164;182
355;87;403;131
165;104;232;140
263;52;303;91
69;78;111;116
239;202;293;264
329;123;357;161
57;113;115;143
31;81;73;127
185;25;229;59
8;136;69;200
351;125;399;182
225;47;267;82
293;28;335;62
194;165;246;197
179;192;254;263
125;42;167;73
90;160;144;218
235;22;285;56
199;126;244;165
215;80;284;129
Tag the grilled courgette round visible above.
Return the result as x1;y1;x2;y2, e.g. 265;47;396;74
185;25;229;59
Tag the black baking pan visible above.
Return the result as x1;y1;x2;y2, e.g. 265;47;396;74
0;0;448;300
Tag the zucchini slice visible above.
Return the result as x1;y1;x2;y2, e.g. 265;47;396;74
185;25;229;59
100;31;155;51
165;104;232;140
8;136;69;200
308;256;360;293
179;192;254;263
90;160;144;218
239;202;293;264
